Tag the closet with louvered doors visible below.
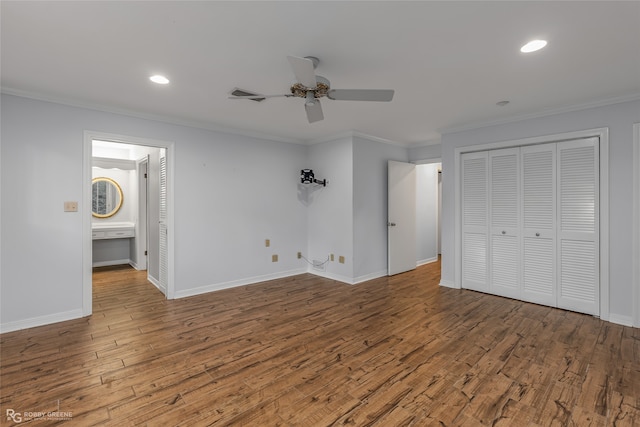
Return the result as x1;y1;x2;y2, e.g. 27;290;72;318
461;137;600;316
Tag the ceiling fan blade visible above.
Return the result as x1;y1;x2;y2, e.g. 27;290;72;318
305;99;324;123
287;55;318;88
228;94;291;100
327;89;394;102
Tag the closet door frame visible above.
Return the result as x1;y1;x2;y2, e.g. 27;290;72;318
454;128;609;321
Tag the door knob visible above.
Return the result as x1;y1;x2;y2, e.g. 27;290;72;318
535;232;540;237
388;222;396;227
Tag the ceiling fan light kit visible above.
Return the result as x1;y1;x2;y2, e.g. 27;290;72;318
229;55;395;123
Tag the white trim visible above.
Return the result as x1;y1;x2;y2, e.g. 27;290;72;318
439;279;458;289
307;130;407;147
609;314;633;328
633;123;640;328
129;260;145;271
2;87;300;145
407;138;442;149
174;269;307;299
0;309;84;334
454;127;610;319
307;270;357;285
92;259;131;268
353;270;388;284
413;157;442;166
147;274;167;295
92;157;136;170
417;257;438;267
442;93;640;135
83;131;176;318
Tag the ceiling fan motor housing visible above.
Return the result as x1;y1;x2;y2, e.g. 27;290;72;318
291;75;330;99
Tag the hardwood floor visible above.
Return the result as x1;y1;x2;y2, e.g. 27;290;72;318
1;261;639;426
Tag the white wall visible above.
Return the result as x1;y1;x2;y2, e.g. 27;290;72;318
306;137;354;282
0;94;308;330
352;136;408;280
416;163;439;265
440;99;640;324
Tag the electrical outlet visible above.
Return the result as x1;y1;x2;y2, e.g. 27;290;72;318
272;254;278;262
297;252;302;259
265;239;270;247
339;256;345;264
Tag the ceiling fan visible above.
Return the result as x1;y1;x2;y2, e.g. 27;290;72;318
229;55;395;123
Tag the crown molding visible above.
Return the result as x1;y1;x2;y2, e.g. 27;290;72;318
1;87;304;145
440;92;640;135
407;138;442;148
306;130;409;147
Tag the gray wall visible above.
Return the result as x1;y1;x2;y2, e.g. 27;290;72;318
0;94;308;329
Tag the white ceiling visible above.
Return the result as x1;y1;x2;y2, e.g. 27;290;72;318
2;1;639;146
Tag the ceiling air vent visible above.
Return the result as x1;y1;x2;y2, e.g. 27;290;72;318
230;88;265;102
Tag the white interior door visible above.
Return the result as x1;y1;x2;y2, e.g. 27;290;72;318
521;143;556;307
489;148;520;298
136;156;148;270
461;152;489;292
388;161;416;276
159;150;168;292
557;137;599;315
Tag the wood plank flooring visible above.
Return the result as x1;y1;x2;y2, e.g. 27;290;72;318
1;261;639;426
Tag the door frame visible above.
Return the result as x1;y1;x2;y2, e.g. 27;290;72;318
633;122;640;327
83;131;176;316
453;127;610;321
135;156;149;271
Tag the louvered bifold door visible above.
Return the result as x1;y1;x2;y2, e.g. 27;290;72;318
159;151;168;293
489;148;521;299
462;151;489;293
557;138;599;315
521;143;557;307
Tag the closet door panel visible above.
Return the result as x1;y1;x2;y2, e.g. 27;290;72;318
489;148;520;298
521;144;556;306
462;152;489;292
557;138;599;315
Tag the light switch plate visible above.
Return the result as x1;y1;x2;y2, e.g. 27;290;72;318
64;201;78;212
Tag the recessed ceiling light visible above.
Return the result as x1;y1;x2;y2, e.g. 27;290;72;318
520;40;547;53
149;75;169;85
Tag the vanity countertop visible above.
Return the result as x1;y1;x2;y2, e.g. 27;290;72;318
92;222;135;240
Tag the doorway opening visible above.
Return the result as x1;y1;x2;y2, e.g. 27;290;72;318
83;131;174;316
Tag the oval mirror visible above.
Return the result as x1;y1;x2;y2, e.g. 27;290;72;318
92;177;123;218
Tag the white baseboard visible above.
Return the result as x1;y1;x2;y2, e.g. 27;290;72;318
174;268;307;299
439;279;459;289
353;270;388;284
92;259;131;268
608;313;633;327
306;269;387;285
0;309;85;334
129;260;146;271
147;274;166;295
307;269;356;285
417;257;438;267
